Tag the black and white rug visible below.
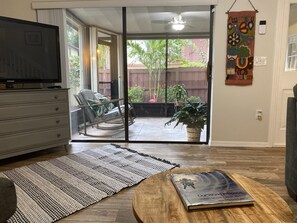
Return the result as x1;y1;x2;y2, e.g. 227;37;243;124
0;144;178;223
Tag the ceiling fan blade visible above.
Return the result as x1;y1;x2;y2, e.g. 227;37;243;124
180;11;210;18
151;20;169;24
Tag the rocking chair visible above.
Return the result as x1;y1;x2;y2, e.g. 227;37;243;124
74;89;135;136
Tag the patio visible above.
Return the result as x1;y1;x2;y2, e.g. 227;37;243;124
71;117;207;142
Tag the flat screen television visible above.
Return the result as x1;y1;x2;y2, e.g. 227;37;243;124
0;16;61;87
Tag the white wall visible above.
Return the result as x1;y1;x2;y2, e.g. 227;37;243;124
0;0;37;21
211;0;277;147
0;0;280;147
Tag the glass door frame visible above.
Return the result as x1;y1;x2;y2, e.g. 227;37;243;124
122;6;214;144
70;6;214;144
97;32;119;99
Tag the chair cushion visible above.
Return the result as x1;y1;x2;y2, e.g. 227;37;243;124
87;99;105;116
87;97;115;116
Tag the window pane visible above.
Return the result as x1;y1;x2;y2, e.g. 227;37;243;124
67;22;81;109
286;4;297;71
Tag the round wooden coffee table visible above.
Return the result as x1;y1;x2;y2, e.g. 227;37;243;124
132;167;292;223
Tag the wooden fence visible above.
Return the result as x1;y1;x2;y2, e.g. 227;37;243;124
98;67;208;102
128;67;208;102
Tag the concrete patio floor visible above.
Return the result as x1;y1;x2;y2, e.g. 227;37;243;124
71;117;207;143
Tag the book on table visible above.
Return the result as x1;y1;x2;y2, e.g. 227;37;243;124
170;170;255;211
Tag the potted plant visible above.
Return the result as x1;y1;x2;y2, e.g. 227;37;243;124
173;84;188;107
165;100;207;142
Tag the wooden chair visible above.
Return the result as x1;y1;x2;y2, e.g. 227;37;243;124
74;89;135;136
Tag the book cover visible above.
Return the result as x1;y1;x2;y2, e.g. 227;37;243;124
170;170;255;211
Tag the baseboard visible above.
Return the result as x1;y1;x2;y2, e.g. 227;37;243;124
272;142;286;147
209;140;270;147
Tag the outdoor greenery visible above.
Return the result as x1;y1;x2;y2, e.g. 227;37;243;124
159;86;176;103
67;24;80;89
68;55;81;88
186;96;202;103
128;86;145;102
165;100;207;130
127;39;189;102
67;24;79;48
172;84;188;105
181;61;206;68
129;84;203;104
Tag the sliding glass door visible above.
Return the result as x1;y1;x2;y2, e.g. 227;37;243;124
69;5;213;143
70;8;127;141
126;6;211;143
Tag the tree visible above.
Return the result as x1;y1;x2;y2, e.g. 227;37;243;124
68;55;80;88
127;39;188;101
67;25;79;48
67;24;80;89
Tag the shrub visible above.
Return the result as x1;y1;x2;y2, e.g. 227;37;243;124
128;86;145;102
68;55;80;88
159;86;176;103
172;84;188;103
186;96;202;103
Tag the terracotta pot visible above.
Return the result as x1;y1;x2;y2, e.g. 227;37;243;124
186;127;201;142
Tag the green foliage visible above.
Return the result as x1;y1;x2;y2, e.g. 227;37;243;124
181;61;206;68
67;24;80;89
128;86;144;102
67;25;79;48
186;96;201;103
158;85;201;104
68;55;80;88
159;86;176;103
173;84;188;103
165;101;207;129
127;39;189;101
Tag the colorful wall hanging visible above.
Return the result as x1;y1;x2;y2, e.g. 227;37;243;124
225;11;256;85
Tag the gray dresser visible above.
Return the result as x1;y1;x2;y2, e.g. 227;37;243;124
0;88;70;159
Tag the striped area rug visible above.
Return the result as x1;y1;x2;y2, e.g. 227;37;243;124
0;144;178;223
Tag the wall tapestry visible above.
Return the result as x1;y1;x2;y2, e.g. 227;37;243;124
225;11;256;85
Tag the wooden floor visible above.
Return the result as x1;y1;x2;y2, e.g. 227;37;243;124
0;143;296;223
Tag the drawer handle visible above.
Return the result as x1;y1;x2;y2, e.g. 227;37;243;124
56;120;60;124
55;107;59;111
54;95;58;99
57;133;61;138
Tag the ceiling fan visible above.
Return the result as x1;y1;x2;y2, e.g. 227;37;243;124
150;11;208;31
168;14;186;31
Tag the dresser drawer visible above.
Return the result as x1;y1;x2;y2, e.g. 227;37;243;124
0;127;70;153
0;115;69;135
0;90;68;105
0;102;69;120
0;89;70;159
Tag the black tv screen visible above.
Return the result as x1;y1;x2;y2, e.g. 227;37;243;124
0;16;61;84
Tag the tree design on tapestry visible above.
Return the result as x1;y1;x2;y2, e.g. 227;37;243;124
226;11;256;85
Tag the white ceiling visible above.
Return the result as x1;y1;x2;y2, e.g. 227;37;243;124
68;6;211;34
